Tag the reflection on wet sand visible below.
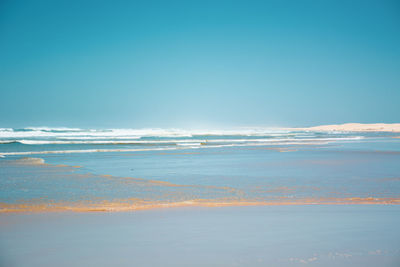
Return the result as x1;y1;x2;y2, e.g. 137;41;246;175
1;197;400;213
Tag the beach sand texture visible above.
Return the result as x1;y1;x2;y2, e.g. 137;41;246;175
291;123;400;132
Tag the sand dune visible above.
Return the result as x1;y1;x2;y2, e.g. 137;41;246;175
291;123;400;132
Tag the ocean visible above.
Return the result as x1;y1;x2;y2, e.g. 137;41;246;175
1;127;400;266
1;127;399;208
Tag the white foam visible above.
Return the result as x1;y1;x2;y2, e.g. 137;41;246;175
0;128;13;132
24;127;83;132
0;128;193;138
0;140;336;156
0;127;300;139
177;143;202;146
0;126;371;140
0;147;182;156
1;136;364;145
57;136;142;140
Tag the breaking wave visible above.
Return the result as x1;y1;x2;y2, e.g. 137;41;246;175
0;127;369;157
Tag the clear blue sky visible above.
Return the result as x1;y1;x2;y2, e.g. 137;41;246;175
1;0;399;128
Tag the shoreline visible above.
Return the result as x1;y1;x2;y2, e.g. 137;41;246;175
2;154;400;214
2;197;400;213
287;123;400;132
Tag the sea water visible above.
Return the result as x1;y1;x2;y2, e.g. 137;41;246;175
1;127;400;206
0;127;400;266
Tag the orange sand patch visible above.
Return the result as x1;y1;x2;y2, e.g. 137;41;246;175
1;197;399;213
12;157;47;165
99;174;241;194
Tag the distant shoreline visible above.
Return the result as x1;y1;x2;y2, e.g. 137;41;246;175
287;123;400;132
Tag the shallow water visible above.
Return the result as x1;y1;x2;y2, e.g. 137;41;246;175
0;128;400;266
1;128;400;209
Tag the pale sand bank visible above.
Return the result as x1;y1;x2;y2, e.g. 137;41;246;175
289;123;400;132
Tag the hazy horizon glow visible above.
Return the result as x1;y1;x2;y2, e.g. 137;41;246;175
1;0;399;128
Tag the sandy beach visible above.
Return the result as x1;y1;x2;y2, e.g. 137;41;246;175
1;205;400;267
2;0;400;265
1;125;400;267
289;123;400;132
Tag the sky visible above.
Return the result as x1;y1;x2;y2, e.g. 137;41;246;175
0;0;399;128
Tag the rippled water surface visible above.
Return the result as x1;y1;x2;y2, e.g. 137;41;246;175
1;128;399;266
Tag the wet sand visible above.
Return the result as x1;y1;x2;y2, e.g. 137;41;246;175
1;157;400;213
1;205;399;267
1;197;400;213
